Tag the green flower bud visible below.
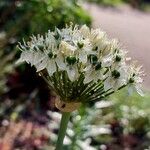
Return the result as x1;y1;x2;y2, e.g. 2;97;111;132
89;54;98;65
77;42;84;49
129;78;134;83
111;70;120;78
48;52;53;58
66;56;76;65
95;62;102;70
93;46;98;51
115;55;121;62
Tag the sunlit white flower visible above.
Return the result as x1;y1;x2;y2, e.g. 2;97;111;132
104;66;128;91
80;24;90;38
84;67;104;83
66;64;79;82
128;64;144;96
17;50;33;64
59;41;76;56
100;39;119;58
90;29;106;46
75;39;94;64
17;24;144;103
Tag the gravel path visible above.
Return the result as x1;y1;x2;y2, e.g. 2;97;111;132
84;4;150;88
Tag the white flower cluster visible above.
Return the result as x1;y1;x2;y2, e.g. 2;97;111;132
17;24;144;100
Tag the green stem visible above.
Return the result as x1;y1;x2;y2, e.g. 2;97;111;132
56;112;71;150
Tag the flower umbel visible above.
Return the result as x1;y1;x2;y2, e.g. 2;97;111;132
17;24;144;110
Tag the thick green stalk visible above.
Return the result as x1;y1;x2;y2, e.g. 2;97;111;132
55;112;71;150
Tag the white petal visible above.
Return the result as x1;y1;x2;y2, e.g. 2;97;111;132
79;52;87;64
128;85;134;96
96;71;103;80
102;55;113;67
55;55;66;70
35;58;48;72
32;52;45;65
46;60;56;76
83;65;92;72
17;51;32;64
104;78;112;91
16;57;25;64
84;71;94;83
113;80;120;91
66;67;76;82
27;53;35;65
60;41;76;55
135;85;144;96
84;76;93;84
80;25;90;37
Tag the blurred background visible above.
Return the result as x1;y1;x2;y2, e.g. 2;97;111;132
0;0;150;149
